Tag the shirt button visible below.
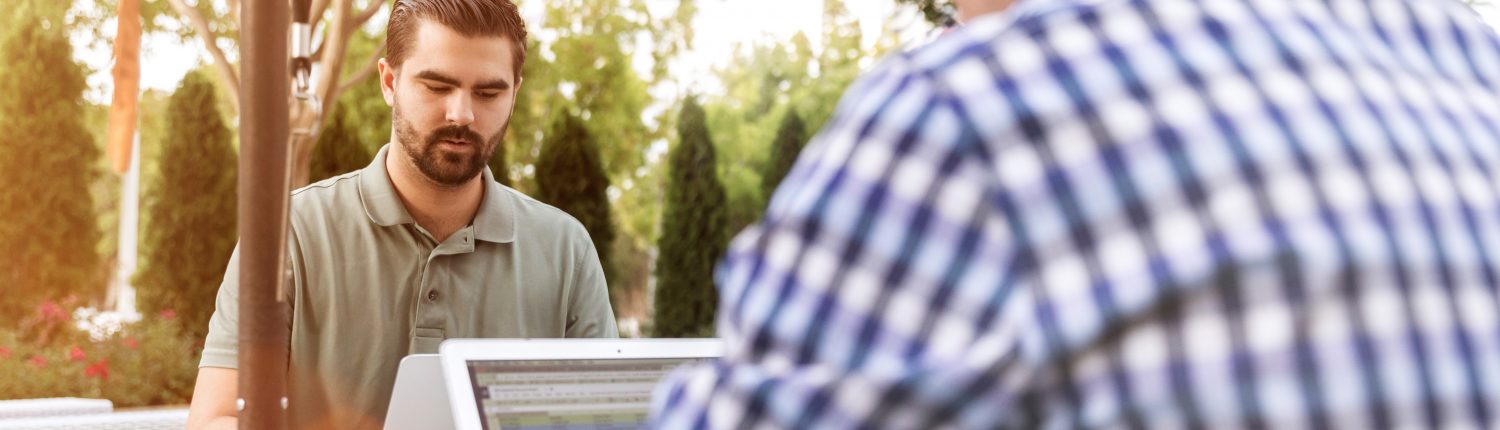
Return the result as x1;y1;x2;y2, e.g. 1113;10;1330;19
427;290;439;302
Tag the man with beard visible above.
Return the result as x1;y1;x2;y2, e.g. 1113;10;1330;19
185;1;616;428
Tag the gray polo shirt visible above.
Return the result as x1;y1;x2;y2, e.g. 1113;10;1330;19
200;145;617;428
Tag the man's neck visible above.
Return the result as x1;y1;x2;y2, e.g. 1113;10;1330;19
385;148;484;244
957;0;1015;23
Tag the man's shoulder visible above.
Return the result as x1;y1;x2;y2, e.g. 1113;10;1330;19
293;170;363;199
289;170;366;221
500;185;592;243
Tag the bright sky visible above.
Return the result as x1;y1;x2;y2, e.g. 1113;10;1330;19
75;0;1500;105
74;0;928;105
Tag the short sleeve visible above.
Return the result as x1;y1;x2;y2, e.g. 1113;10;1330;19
199;244;242;369
565;226;619;338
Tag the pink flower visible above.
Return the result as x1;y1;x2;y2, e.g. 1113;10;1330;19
122;337;139;350
37;301;66;321
0;347;10;359
158;309;176;320
84;359;109;380
68;346;86;362
28;355;47;368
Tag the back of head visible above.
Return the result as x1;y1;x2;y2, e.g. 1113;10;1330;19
385;0;528;78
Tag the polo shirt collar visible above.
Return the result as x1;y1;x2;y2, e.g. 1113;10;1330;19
359;144;517;243
474;165;517;244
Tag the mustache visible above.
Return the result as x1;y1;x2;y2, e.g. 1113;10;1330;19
427;125;483;146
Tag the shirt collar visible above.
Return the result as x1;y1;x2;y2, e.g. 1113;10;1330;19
359;144;517;243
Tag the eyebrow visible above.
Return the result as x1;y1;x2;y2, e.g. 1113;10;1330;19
413;70;511;91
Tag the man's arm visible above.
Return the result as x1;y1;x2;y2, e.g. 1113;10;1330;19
187;228;301;427
188;245;244;428
186;367;238;429
566;227;619;338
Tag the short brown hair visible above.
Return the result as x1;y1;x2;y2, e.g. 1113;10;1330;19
385;0;528;80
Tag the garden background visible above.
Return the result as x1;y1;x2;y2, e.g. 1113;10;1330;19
1;0;1496;409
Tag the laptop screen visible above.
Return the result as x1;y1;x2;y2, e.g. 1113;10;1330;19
465;357;710;430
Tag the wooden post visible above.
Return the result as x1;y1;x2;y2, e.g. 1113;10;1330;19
238;0;291;428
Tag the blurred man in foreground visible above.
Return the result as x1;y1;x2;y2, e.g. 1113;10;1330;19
653;0;1500;427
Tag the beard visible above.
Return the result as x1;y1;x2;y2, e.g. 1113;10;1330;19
392;102;508;187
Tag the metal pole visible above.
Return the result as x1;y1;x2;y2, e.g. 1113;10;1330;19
238;0;291;428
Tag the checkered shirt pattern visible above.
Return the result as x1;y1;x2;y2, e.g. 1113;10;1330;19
650;0;1500;428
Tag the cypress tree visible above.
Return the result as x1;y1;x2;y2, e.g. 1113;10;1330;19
654;97;728;337
535;113;615;288
761;110;808;198
308;101;373;184
134;71;237;340
0;14;104;318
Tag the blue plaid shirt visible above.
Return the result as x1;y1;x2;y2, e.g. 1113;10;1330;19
651;0;1500;428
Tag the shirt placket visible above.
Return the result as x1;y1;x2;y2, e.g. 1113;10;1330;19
410;226;477;353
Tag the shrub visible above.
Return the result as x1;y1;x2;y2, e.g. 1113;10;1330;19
654;97;729;338
535;113;616;286
0;7;104;320
0;301;198;407
133;71;237;342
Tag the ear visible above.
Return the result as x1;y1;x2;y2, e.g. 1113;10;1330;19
378;58;397;107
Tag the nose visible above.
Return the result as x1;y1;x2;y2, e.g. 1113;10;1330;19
445;93;474;127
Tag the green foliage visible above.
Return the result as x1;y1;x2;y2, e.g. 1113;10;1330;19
654;98;728;338
702;41;801;235
133;71;237;342
499;0;698;327
720;163;764;240
0;13;105;319
501;0;693;190
74;0;220;51
319;28;393;182
894;0;955;26
804;0;882;132
4;1;73;34
0;302;198;407
535;113;616;289
762;110;808;198
507;0;676;188
700;0;885;238
488;139;513;187
308;100;375;183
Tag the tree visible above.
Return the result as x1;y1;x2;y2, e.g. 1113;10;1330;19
133;71;238;341
654;97;728;338
0;12;106;319
494;0;697;329
762;110;807;198
488;139;512;187
507;0;660;188
535;113;616;291
307;27;390;185
700;0;885;237
307;98;373;184
143;0;388;187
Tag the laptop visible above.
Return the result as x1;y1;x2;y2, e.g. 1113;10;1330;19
384;339;723;430
384;354;453;429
